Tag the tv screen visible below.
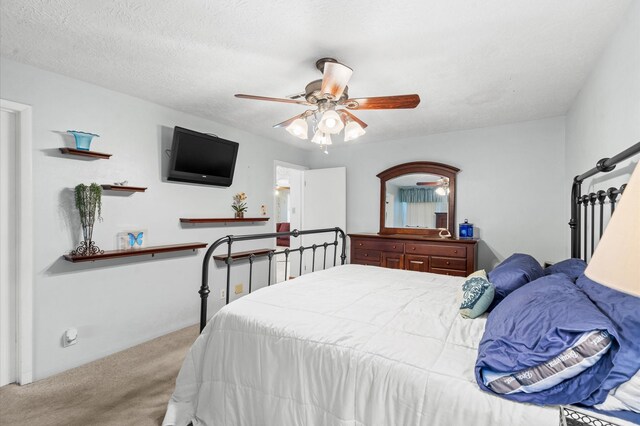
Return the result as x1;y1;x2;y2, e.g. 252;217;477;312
167;126;239;187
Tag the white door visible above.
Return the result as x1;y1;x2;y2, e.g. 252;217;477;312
0;108;17;387
301;167;347;274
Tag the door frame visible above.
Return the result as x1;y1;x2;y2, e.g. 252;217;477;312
1;99;33;385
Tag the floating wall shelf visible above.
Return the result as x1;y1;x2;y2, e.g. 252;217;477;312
59;148;112;159
63;242;207;263
180;217;270;224
101;185;147;192
213;248;274;262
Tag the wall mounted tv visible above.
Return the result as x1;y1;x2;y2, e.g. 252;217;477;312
167;126;239;187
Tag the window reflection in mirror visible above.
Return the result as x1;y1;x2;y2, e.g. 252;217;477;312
384;173;449;229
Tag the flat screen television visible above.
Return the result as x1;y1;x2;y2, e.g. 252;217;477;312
167;126;239;187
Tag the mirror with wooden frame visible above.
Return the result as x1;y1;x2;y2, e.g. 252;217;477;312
378;162;459;236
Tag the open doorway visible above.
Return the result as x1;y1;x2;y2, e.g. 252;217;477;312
274;162;306;282
0;107;17;387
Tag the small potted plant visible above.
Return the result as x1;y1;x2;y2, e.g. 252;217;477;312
71;183;103;255
232;192;248;218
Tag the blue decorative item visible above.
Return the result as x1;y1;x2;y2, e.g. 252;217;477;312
67;130;99;151
128;232;144;248
459;219;474;239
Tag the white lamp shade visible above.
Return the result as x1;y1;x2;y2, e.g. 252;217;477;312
584;164;640;297
317;110;344;134
311;131;332;145
285;118;308;139
344;120;366;141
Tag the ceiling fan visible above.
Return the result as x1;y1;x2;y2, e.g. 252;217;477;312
235;58;420;152
417;177;449;195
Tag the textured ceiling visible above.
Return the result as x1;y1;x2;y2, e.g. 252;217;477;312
0;0;632;148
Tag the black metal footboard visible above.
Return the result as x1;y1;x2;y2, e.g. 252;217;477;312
199;227;347;332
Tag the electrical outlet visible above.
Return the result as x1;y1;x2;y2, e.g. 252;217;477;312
220;289;226;300
235;283;244;294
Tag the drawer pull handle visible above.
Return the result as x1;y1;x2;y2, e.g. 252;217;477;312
392;245;396;249
364;253;368;257
412;247;416;251
411;261;424;265
453;250;458;254
446;261;450;265
359;243;363;246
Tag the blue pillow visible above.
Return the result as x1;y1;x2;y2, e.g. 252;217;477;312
544;258;587;281
476;274;618;405
487;253;543;310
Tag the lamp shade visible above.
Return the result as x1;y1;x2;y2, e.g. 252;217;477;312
317;110;344;134
285;118;308;140
311;131;332;145
584;164;640;297
344;120;366;141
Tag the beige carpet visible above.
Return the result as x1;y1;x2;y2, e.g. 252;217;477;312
0;324;199;426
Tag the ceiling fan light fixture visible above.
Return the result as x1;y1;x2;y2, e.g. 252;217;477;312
343;120;366;141
311;130;332;146
435;186;447;196
318;110;344;134
285;117;308;139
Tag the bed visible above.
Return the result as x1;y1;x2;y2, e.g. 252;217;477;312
163;143;640;426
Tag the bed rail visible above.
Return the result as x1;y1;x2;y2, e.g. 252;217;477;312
199;227;346;331
570;141;640;260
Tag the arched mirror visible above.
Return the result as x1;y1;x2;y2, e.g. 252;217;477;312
378;162;459;236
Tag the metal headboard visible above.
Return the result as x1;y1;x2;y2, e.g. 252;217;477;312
569;142;640;260
198;227;347;331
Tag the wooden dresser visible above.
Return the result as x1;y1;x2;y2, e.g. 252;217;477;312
349;233;478;277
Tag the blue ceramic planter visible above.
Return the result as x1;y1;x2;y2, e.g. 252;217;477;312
67;130;99;151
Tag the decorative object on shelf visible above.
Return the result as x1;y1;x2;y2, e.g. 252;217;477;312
232;192;248;218
117;230;146;250
438;228;452;238
260;205;267;216
235;57;420;153
114;180;128;186
71;183;103;256
459;219;474;239
67;130;100;151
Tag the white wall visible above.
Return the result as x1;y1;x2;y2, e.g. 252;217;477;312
0;59;308;380
566;1;640;191
306;117;567;269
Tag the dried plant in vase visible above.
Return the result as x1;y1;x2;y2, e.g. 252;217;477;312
232;192;248;218
71;183;104;256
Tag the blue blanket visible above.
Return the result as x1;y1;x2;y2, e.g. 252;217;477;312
476;274;621;405
574;274;640;406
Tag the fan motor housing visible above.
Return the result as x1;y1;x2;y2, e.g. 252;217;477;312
305;79;349;104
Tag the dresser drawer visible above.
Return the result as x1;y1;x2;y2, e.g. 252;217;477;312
353;249;381;262
352;238;404;253
405;243;466;258
430;267;467;277
352;258;382;267
430;256;467;271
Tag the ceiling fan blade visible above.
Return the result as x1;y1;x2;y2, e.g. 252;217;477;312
338;110;368;129
320;62;353;100
345;94;420;110
416;182;440;186
272;111;312;128
235;94;311;105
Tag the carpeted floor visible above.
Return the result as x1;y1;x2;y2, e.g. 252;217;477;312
0;324;199;426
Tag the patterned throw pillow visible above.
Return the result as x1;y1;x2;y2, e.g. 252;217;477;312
460;276;495;319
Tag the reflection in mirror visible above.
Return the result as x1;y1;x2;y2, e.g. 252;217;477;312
384;174;449;229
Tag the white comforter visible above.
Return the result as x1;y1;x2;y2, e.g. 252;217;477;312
163;264;560;426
